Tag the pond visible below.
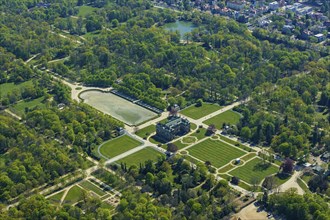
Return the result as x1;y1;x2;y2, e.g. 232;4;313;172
80;90;158;126
164;20;196;39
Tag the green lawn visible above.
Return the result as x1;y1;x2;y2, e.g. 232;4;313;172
48;191;64;204
11;97;46;116
188;139;246;168
135;125;155;139
180;103;221;120
99;135;142;159
63;186;85;205
117;147;164;167
229;158;279;184
190;127;207;140
0;81;33;99
220;135;256;152
77;6;97;17
172;139;189;150
204;110;242;128
240;153;257;161
218;164;235;173
79;180;106;196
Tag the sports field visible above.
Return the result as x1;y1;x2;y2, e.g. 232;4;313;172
99;135;141;159
188;139;246;168
117;147;164;167
229;158;279;184
180;103;221;119
204;110;241;128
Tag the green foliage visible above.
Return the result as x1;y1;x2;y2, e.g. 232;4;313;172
268;192;330;220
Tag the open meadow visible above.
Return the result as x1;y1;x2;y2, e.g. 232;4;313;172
180;103;221;119
204;110;241;128
99;135;141;159
117;147;164;167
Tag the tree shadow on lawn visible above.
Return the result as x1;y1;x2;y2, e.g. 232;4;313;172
253;162;272;171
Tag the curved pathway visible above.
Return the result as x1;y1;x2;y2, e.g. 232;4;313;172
278;171;304;195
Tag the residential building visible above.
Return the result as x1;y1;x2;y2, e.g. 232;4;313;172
315;33;325;42
269;1;279;10
156;116;190;141
227;1;246;11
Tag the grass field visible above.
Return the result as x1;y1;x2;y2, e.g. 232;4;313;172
218;164;235;173
220;135;256;152
99;135;141;159
0;81;33;99
77;6;97;17
188;139;246;168
229;158;279;184
63;186;85;205
240;153;257;161
135;125;155;139
172;139;189;150
48;191;64;204
79;180;106;196
11;97;46;116
117;147;164;167
190;127;207;140
180;103;221;119
204;110;241;128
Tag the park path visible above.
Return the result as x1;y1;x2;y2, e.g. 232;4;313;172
4;109;22;120
25;53;40;64
278;171;304;195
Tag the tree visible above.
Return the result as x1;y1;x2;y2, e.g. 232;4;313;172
231;176;240;185
196;99;203;107
281;158;294;174
167;143;178;153
240;126;251;141
206;124;216;136
262;175;278;191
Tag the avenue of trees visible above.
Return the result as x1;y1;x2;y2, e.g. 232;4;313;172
0;0;329;218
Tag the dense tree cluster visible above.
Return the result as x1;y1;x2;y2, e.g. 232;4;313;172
234;58;330;158
267;191;330;220
115;156;238;219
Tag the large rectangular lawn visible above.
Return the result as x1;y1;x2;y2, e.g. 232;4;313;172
180;103;221;120
99;135;141;159
229;158;279;184
188;139;245;168
203;110;241;128
117;147;164;167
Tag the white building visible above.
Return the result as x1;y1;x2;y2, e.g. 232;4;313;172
269;1;279;10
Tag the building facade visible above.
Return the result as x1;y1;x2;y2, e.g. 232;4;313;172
156;116;190;141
